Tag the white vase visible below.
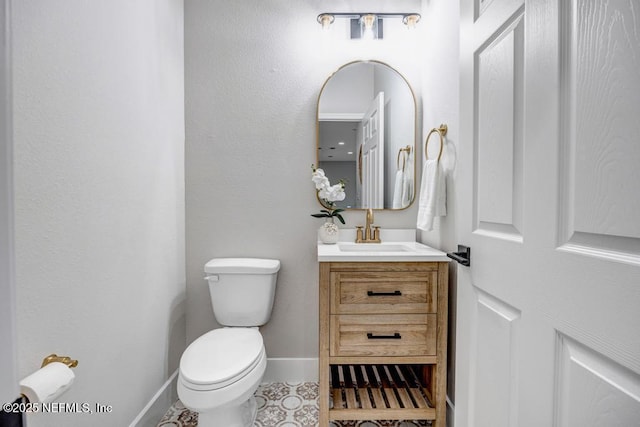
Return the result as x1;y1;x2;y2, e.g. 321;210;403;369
318;218;339;244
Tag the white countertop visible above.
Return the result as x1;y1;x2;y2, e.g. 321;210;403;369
317;229;450;262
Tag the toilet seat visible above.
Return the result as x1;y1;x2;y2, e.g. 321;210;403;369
179;328;264;392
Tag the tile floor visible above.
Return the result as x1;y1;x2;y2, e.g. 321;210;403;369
157;382;431;427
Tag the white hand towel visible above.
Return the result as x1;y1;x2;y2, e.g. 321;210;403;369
401;172;412;208
417;159;446;231
392;170;404;209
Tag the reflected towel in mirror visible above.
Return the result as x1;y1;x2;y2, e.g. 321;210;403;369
392;170;413;209
392;170;404;208
401;172;413;208
417;159;446;231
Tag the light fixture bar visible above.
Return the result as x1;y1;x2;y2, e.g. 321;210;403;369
317;13;421;40
317;12;421;21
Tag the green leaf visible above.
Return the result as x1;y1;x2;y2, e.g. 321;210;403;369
336;214;346;224
311;213;329;218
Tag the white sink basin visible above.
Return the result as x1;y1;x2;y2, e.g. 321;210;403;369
338;243;410;253
317;229;450;262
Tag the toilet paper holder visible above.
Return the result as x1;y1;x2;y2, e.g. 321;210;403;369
41;354;78;369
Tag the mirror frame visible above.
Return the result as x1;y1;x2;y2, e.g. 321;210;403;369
316;60;418;211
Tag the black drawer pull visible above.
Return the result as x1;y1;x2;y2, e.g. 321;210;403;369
367;290;402;297
367;332;402;340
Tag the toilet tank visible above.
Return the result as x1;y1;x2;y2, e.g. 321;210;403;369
204;258;280;327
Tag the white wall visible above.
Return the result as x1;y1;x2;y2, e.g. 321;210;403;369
419;0;460;419
185;0;422;359
12;1;185;425
0;0;18;406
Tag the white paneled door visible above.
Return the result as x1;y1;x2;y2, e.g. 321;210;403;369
360;92;384;209
456;1;640;426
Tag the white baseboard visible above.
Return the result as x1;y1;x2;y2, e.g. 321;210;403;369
263;358;318;383
129;370;178;427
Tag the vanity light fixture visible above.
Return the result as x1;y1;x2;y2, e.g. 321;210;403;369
317;12;421;39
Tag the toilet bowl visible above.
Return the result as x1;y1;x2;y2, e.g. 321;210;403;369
177;258;280;427
178;328;266;426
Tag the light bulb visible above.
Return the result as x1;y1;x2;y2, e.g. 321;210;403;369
403;14;421;29
317;14;335;30
360;14;377;40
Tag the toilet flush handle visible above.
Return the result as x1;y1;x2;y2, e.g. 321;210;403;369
205;274;219;282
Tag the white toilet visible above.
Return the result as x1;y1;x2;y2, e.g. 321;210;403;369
177;258;280;427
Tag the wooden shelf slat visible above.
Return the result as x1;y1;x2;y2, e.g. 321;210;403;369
359;389;372;409
410;388;429;409
371;388;385;409
397;388;415;408
332;388;343;409
330;408;436;421
345;388;358;408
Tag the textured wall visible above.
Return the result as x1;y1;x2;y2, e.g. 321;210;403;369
0;0;18;406
12;1;185;425
185;0;422;358
418;0;460;251
419;0;460;410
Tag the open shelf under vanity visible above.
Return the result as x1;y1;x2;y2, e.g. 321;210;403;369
328;364;436;420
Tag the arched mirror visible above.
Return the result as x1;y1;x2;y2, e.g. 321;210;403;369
316;60;417;210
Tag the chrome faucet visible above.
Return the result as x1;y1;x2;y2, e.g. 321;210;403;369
356;208;381;243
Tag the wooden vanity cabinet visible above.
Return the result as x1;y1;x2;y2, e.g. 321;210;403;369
319;261;448;426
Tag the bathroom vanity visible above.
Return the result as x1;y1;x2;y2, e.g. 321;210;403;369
317;233;449;427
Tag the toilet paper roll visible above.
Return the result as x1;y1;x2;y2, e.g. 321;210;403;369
19;362;75;404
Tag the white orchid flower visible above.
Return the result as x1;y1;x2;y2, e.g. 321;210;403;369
327;184;345;202
312;169;330;190
311;164;347;225
318;187;331;200
322;184;346;202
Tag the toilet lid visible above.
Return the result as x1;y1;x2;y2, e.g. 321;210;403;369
204;258;280;274
180;328;263;387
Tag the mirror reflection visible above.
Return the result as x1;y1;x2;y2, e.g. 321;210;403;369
317;61;416;210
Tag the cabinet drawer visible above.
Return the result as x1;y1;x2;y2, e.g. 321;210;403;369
331;271;437;314
330;314;436;357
